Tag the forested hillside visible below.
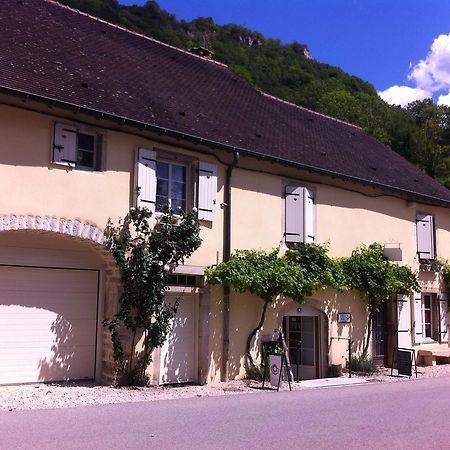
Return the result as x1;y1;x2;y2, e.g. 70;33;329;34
60;0;450;188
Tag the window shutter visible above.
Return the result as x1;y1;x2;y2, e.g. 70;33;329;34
285;186;304;243
396;294;411;348
198;161;217;221
416;214;435;259
53;123;77;166
439;293;448;342
304;188;315;243
413;292;423;344
136;148;156;212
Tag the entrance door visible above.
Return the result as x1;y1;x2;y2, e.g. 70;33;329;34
286;316;317;380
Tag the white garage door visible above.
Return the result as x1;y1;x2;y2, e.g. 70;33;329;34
159;294;197;384
0;266;98;384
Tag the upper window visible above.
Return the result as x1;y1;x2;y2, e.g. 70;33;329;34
416;213;436;260
52;123;103;171
284;185;315;244
136;147;217;222
156;161;187;213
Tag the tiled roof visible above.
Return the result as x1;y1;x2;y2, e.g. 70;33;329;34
1;0;450;205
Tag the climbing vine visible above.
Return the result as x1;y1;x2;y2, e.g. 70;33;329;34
207;242;420;371
104;207;201;385
340;243;420;356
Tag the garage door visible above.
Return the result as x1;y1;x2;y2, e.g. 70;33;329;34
0;266;98;384
159;294;197;384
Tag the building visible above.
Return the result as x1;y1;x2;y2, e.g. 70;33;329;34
0;0;449;385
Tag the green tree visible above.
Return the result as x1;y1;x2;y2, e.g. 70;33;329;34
104;207;201;385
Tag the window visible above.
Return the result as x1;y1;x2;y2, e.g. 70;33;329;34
414;292;448;343
284;185;315;244
156;161;187;213
53;123;103;171
422;294;433;340
136;147;217;221
416;213;435;260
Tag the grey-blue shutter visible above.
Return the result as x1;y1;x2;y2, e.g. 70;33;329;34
285;186;304;243
413;292;423;344
304;188;315;243
439;293;448;342
396;294;411;348
136;148;157;212
53;123;77;166
198;161;217;222
416;214;435;259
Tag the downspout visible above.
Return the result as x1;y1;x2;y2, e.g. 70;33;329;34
222;151;240;381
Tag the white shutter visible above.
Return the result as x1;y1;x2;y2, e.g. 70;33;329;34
285;186;304;243
198;162;217;222
396;294;411;348
53;123;77;166
413;292;423;344
439;293;448;342
136;148;157;212
304;188;315;243
416;214;435;259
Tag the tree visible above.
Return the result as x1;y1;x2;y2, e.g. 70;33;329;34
104;207;201;385
340;243;420;357
206;249;310;371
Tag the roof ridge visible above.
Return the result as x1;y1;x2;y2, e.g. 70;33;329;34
46;0;228;68
261;91;362;130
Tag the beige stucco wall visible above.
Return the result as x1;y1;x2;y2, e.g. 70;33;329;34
2;101;450;384
0;104;224;268
227;289;369;380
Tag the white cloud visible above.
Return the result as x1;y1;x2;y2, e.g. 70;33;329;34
408;33;450;92
437;90;450;106
378;33;450;107
378;85;430;107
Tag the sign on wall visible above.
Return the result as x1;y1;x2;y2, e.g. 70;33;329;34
337;312;352;323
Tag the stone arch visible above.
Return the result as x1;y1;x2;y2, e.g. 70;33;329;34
0;215;105;244
0;214;120;384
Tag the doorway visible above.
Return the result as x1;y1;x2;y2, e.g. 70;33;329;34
284;315;319;380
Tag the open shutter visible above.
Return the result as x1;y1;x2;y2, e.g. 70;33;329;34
198;162;217;222
416;214;435;259
285;186;304;243
136;148;156;212
53;123;77;166
439;293;448;342
304;188;315;243
396;294;411;348
413;292;423;344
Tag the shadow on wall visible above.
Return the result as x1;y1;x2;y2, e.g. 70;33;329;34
159;294;197;384
205;285;223;383
38;313;77;381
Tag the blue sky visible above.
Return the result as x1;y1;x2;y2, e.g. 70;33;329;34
119;0;450;107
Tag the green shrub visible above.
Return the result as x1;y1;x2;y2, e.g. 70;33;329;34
350;355;377;374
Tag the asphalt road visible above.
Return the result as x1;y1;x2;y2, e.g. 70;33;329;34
1;377;450;450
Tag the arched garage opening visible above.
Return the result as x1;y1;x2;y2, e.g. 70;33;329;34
0;216;119;385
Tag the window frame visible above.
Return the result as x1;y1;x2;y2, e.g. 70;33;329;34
155;158;189;214
52;122;104;172
76;130;98;171
421;293;435;342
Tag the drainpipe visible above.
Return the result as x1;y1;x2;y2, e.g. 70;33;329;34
222;151;240;381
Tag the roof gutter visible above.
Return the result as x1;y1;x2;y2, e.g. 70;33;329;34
2;85;449;208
